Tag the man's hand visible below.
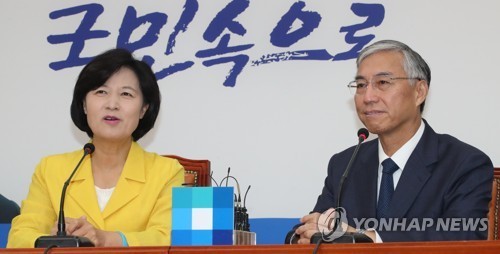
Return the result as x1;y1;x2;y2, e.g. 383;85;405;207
295;212;321;244
295;208;376;244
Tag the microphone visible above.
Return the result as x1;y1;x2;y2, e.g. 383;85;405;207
310;128;372;244
35;143;96;248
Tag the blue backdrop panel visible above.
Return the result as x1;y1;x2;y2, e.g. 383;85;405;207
249;218;300;244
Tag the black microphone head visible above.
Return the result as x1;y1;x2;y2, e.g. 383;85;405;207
357;128;369;141
83;143;95;154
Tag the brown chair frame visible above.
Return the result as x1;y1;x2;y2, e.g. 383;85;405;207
488;168;500;240
163;155;211;187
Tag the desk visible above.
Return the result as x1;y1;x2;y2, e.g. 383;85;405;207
1;241;500;254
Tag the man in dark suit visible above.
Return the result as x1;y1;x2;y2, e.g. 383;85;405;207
294;40;493;243
0;194;20;224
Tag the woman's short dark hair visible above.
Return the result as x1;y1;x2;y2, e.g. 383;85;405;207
70;48;161;141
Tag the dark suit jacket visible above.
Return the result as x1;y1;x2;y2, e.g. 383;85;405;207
0;194;20;224
313;121;493;241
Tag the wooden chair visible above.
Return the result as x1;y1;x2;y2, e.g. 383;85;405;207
488;168;500;240
163;155;211;187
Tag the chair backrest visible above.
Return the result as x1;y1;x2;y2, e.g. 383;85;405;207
0;194;19;224
488;167;500;240
163;155;211;187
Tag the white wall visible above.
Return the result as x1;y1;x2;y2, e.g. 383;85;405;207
0;0;499;218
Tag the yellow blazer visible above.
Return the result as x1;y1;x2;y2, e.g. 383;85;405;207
7;142;184;248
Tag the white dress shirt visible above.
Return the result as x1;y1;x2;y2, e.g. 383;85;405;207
372;119;425;242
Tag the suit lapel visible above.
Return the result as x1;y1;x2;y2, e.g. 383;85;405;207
102;142;145;219
362;143;380;217
67;156;105;228
388;121;438;218
349;141;379;218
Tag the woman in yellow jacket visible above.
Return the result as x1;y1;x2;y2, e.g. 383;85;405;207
8;48;184;247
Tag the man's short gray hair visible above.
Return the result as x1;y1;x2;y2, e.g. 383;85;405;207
357;40;431;112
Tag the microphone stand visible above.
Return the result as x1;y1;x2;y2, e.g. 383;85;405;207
35;144;96;248
311;129;373;245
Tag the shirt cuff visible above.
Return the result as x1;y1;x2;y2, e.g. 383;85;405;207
366;228;383;243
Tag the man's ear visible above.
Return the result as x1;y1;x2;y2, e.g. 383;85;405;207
415;79;429;108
